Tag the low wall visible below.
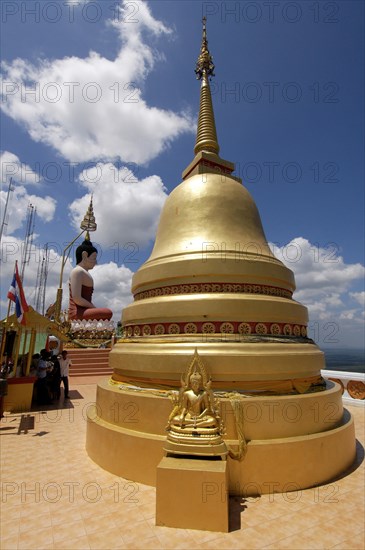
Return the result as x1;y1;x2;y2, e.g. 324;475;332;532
322;370;365;405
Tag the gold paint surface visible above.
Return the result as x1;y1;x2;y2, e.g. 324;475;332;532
109;341;324;383
147;173;273;263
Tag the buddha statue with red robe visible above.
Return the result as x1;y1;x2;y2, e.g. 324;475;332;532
68;239;112;321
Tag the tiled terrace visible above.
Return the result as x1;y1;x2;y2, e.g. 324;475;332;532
1;378;364;550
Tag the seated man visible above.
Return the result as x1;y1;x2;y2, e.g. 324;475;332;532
68;239;112;321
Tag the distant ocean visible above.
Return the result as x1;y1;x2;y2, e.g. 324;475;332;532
322;348;365;374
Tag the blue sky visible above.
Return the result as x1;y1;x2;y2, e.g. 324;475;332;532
1;0;364;349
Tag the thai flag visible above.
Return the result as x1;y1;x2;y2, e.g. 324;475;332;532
7;263;29;325
7;273;16;302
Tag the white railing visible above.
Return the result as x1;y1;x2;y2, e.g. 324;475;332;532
322;370;365;407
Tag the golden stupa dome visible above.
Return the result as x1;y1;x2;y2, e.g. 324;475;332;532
148;173;273;262
132;171;295;298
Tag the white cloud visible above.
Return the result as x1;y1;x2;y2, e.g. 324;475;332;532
0;151;41;185
339;309;358;321
0;184;56;235
350;291;365;307
270;237;365;298
110;1;171;38
0;1;193;164
270;237;365;326
69;162;167;247
91;262;133;320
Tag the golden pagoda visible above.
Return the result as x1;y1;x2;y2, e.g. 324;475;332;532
86;19;355;496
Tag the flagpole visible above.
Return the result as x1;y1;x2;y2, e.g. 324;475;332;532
25;329;36;376
20;330;28;376
0;313;10;364
4;260;30;374
54;228;86;322
11;328;21;378
0;264;15;365
12;259;29;327
5;298;11;321
5;262;14;322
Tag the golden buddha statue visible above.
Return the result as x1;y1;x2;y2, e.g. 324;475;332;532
165;350;227;457
168;372;216;430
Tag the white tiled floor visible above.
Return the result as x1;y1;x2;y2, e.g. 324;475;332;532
1;380;364;549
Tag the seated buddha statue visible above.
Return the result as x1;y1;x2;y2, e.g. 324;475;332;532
165;353;227;457
168;371;217;431
68;239;112;321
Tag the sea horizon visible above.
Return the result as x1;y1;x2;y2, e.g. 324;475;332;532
321;347;365;374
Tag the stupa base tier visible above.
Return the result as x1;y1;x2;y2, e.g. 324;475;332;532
91;379;345;439
86;380;356;493
109;341;325;393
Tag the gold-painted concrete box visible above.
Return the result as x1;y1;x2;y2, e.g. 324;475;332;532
3;377;35;413
156;457;229;532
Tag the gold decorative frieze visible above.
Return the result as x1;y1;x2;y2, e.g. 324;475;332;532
122;321;307;339
168;323;180;334
134;282;292;301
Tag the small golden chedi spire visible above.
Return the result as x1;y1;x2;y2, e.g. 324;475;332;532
80;195;97;239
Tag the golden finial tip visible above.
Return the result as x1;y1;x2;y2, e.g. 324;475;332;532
80;196;97;233
195;16;215;80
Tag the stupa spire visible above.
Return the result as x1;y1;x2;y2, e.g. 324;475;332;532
194;17;219;156
182;17;236;181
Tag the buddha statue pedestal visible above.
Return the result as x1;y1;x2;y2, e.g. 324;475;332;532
156;456;229;532
164;431;227;458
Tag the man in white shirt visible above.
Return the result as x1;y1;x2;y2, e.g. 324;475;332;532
59;350;71;399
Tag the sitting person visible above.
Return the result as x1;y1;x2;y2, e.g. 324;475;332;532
68;238;112;321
